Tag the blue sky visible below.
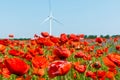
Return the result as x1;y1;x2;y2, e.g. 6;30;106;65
0;0;120;38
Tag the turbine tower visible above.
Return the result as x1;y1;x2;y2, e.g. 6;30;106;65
41;0;62;35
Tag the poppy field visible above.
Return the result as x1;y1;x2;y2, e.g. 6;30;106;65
0;32;120;80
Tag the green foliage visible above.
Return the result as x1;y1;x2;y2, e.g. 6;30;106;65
100;35;110;39
85;35;97;39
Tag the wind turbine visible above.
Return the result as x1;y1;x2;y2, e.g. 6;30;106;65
41;0;62;35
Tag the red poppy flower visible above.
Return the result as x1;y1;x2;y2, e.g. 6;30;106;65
60;33;68;43
97;70;106;78
107;53;120;67
102;57;116;68
38;78;46;80
48;60;71;78
73;72;77;79
106;71;115;79
75;51;86;58
28;48;37;56
34;34;39;38
89;45;94;50
70;48;75;53
50;36;59;43
0;44;6;52
4;58;29;76
95;49;104;57
69;34;79;41
8;34;14;38
2;68;11;78
96;49;104;55
35;47;44;55
53;47;71;59
95;37;103;43
74;62;86;73
84;46;94;53
41;32;49;37
8;49;21;56
36;37;46;45
108;68;117;74
31;39;37;45
33;68;45;76
44;39;54;46
83;41;89;46
79;34;84;39
116;45;120;51
83;54;92;60
114;37;118;42
32;56;48;68
103;47;108;53
86;71;96;79
24;53;33;60
24;75;32;80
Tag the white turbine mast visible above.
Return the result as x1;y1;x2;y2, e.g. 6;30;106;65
41;0;62;35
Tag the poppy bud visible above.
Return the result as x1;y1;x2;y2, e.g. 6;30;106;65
92;61;101;69
41;32;49;37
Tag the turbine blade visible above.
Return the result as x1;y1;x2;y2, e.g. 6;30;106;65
41;17;49;24
53;18;63;25
49;0;52;15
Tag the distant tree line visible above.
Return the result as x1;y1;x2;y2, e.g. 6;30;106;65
3;34;120;40
84;35;97;39
13;38;31;40
84;34;120;39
